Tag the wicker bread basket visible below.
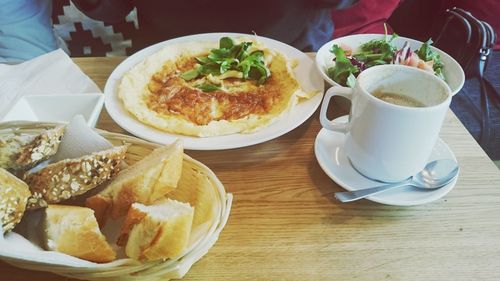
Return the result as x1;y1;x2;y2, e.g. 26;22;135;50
0;121;232;281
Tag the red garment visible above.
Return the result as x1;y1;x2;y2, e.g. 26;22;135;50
331;0;400;38
441;0;500;50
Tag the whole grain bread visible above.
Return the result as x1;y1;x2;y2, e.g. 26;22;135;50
24;145;128;210
0;126;65;171
0;168;31;233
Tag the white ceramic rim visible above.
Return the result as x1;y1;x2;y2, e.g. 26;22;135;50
355;64;452;111
315;34;465;95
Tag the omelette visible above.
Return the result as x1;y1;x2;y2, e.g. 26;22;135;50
119;37;316;137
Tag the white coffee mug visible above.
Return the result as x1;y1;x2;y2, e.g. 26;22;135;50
320;65;452;182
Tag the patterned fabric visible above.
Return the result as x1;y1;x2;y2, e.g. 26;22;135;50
51;0;138;57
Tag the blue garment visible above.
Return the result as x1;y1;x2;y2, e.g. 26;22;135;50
450;51;500;160
0;0;58;62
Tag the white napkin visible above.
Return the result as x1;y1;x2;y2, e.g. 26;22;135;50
0;49;101;120
51;115;113;163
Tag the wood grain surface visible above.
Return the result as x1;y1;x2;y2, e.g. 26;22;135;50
1;56;499;281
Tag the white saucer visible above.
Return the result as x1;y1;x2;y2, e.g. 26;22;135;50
314;116;458;206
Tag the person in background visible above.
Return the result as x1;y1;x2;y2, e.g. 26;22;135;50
0;0;58;62
331;0;400;37
70;0;356;53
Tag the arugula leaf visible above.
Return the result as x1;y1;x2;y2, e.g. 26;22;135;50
237;51;269;83
219;58;239;74
199;63;221;76
180;68;200;81
220;37;234;49
248;64;270;84
208;48;230;61
196;83;220;92
417;39;445;80
238;60;252;79
358;38;396;64
327;44;359;87
356;27;398;65
416;39;435;61
180;38;270;84
388;32;398;43
235;42;252;61
247;50;265;63
327;24;397;84
195;56;211;64
239;50;269;81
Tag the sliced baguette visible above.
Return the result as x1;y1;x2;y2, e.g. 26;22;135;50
86;140;183;225
0;125;65;171
116;199;194;261
24;145;128;210
0;168;31;233
41;205;116;263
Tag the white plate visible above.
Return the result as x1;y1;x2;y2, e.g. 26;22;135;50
105;32;324;150
315;34;465;95
314;116;458;206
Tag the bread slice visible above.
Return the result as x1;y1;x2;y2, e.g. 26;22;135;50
86;140;183;225
41;205;116;263
24;145;128;210
0;168;31;233
0;125;65;171
116;199;194;261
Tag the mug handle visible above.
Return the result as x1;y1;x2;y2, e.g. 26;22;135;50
319;86;353;133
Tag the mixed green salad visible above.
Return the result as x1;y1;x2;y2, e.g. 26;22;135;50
326;32;445;87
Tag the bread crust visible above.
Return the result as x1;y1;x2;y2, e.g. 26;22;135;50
116;199;194;262
25;145;128;210
42;205;116;263
0;168;31;233
116;204;146;247
86;140;183;224
84;195;111;227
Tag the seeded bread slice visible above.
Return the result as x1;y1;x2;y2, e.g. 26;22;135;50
24;145;128;210
0;126;65;171
0;168;31;233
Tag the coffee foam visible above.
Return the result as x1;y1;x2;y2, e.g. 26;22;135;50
361;68;449;107
372;90;425;107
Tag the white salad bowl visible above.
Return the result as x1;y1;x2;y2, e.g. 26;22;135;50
315;34;465;95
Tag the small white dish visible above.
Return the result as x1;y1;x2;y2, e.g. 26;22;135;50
315;34;465;95
2;94;104;127
104;32;324;150
314;116;458;206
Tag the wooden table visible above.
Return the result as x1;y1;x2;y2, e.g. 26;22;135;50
2;57;500;280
